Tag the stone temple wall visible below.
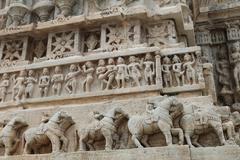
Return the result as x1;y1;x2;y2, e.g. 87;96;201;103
0;0;238;160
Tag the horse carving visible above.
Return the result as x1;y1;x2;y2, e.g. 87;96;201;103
180;104;227;147
22;111;75;154
0;117;28;156
128;96;182;148
79;107;129;151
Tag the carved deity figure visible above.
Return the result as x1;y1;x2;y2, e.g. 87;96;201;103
39;68;50;97
183;53;196;85
143;53;155;85
105;58;117;90
172;55;185;86
52;66;64;96
0;73;9;102
65;64;81;94
216;59;232;94
162;56;173;87
128;56;142;87
96;59;108;90
116;57;129;89
12;70;27;101
231;42;240;91
25;70;37;98
82;61;95;92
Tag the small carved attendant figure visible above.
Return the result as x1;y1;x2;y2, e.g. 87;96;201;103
162;56;173;87
172;55;184;86
39;68;50;97
65;64;81;94
82;61;95;92
25;70;37;98
231;42;240;91
116;57;129;89
12;70;27;101
52;66;64;96
183;53;196;85
0;73;10;102
128;56;142;87
105;58;117;90
143;53;155;85
96;59;108;90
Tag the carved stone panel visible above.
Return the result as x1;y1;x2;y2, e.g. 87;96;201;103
47;30;80;59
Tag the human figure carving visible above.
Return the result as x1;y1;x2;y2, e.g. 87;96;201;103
105;58;117;90
143;53;155;85
25;70;37;98
162;56;173;87
12;70;27;101
65;64;81;94
52;66;64;96
82;61;95;92
183;53;196;85
39;68;50;97
116;57;129;88
172;55;185;86
0;117;28;156
231;42;240;91
128;56;142;87
0;73;10;102
23;111;75;154
96;59;108;90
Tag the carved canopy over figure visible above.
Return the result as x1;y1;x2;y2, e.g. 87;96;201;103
22;111;75;154
79;107;129;151
0;117;28;157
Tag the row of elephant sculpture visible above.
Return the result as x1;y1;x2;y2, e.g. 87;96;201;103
0;96;239;156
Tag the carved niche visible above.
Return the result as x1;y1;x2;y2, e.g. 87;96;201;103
101;20;142;51
47;30;80;59
0;37;29;68
147;20;184;49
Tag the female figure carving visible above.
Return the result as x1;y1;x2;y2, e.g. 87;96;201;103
52;66;64;96
116;57;129;89
82;61;95;92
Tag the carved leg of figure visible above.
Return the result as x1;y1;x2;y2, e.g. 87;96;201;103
116;78;120;88
181;75;185;85
40;88;44;97
44;87;48;97
192;75;196;84
23;141;32;154
102;129;113;151
86;139;95;151
175;74;180;86
171;128;184;145
106;75;115;90
169;75;173;87
46;131;61;153
210;121;227;146
141;135;151;147
150;76;154;85
132;134;144;148
133;77;140;87
184;131;194;148
4;138;19;156
60;135;69;152
79;137;87;151
192;135;202;147
158;121;172;146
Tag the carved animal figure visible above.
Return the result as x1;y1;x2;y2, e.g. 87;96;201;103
79;107;129;151
22;111;75;154
180;104;227;147
128;96;181;148
0;117;28;156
